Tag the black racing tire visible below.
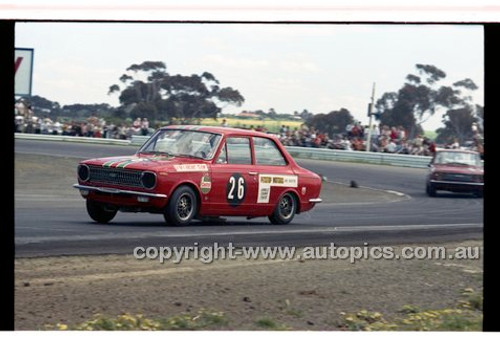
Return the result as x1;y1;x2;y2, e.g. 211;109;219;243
164;185;198;226
426;182;437;197
86;200;117;223
269;192;297;225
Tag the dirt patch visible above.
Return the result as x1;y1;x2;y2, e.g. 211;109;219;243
15;240;483;330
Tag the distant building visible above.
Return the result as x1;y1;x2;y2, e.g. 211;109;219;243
236;112;261;118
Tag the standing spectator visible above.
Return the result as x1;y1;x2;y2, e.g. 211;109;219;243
280;125;287;136
141;118;150;136
428;140;436;155
390;127;398;141
398;126;406;141
118;124;127;140
81;123;88;137
345;123;354;138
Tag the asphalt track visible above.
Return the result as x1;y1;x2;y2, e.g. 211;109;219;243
15;139;483;257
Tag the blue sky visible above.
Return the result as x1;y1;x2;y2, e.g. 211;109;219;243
15;22;483;130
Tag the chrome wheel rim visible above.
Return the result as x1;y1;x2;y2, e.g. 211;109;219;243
177;194;193;220
279;194;294;220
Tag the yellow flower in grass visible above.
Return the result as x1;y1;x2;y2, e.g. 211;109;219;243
56;323;68;330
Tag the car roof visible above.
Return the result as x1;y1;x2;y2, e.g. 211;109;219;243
161;125;274;138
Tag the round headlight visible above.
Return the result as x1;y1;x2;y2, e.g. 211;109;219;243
78;164;90;182
431;172;442;180
141;171;157;189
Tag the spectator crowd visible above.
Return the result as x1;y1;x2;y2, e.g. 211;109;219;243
278;123;442;156
14;115;154;140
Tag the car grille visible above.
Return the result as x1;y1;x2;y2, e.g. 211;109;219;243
88;166;143;188
441;173;475;182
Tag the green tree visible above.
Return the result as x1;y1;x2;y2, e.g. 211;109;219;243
375;64;478;138
59;103;114;119
306;108;354;137
27;95;61;117
109;61;244;122
436;104;482;144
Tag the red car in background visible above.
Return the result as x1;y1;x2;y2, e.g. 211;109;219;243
74;126;322;225
426;149;484;197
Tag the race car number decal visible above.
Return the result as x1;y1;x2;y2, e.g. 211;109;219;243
226;173;246;206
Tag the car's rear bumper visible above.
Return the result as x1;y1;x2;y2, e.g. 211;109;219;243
298;197;322;213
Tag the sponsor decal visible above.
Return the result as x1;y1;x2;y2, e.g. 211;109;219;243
259;187;270;203
273;177;284;184
260;176;272;184
173;164;209;172
200;173;212;194
257;174;298;203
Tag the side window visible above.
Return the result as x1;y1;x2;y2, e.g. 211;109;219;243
253;137;287;166
226;137;252;164
216;143;227;164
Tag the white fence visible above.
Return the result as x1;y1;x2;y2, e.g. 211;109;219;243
15;133;433;168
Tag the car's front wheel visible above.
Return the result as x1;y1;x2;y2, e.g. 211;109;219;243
164;185;198;226
269;192;297;225
86;199;117;223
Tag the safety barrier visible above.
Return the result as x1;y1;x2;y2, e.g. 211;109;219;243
15;133;132;146
285;146;432;168
16;133;432;168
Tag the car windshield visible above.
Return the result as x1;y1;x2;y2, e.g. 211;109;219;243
434;151;482;166
138;129;222;160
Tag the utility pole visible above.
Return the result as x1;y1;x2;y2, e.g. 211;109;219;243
366;82;376;152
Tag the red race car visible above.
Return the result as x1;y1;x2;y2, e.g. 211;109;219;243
74;126;323;225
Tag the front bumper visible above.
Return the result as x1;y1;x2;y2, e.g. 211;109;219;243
73;184;167;198
429;180;483;192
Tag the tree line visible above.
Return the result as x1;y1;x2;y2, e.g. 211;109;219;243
22;61;482;144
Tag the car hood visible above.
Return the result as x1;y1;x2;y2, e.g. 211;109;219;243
82;154;209;171
432;164;483;175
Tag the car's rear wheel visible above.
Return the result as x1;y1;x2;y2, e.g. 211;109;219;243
86;199;117;223
426;182;437;197
269;192;297;225
164;185;198;226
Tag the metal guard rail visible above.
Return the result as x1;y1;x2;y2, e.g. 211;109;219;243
15;133;432;168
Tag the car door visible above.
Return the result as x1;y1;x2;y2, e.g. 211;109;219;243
207;136;260;216
252;136;298;211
